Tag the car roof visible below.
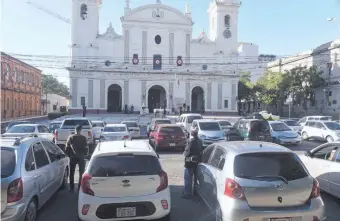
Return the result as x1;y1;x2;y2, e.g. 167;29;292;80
121;121;137;123
63;117;89;120
158;124;181;127
268;121;284;124
0;137;50;150
306;116;331;118
92;120;104;123
194;119;217;122
217;141;291;155
153;118;171;121
105;124;126;127
50;121;62;124
10;124;39;127
180;113;202;116
93;140;156;157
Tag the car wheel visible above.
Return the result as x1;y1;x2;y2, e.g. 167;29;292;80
60;168;68;190
302;132;309;140
326;136;334;143
24;199;37;221
159;213;171;221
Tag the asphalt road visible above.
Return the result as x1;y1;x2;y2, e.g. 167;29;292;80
35;139;340;221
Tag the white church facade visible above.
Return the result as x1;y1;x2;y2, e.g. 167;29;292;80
68;0;263;114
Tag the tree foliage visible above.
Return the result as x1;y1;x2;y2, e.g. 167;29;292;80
42;75;69;97
237;72;255;102
255;71;284;106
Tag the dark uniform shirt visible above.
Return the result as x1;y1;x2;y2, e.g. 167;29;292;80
66;134;88;158
184;137;203;168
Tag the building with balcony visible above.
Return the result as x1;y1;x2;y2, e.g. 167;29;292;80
1;52;42;120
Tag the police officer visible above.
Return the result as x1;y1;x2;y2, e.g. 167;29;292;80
65;125;88;193
181;128;202;198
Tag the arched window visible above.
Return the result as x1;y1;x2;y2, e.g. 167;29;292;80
80;4;88;20
4;64;10;80
13;68;17;82
224;15;230;28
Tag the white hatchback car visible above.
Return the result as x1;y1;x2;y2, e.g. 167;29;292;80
78;140;171;221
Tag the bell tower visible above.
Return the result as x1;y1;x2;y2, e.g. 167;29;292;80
208;0;240;54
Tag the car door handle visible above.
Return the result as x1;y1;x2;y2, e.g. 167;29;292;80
34;173;43;179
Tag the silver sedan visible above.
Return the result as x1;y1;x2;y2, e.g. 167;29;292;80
1;136;69;221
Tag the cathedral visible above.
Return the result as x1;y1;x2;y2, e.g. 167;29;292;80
68;0;263;114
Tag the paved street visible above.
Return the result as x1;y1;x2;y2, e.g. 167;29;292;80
36;139;340;221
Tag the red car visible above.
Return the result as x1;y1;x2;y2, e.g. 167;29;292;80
149;124;187;151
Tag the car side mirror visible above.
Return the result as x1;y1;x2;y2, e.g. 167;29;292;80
305;151;311;157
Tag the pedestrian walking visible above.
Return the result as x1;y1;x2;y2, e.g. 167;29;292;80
181;128;202;198
65;125;88;193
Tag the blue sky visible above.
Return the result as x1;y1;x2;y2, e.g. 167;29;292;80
1;0;340;86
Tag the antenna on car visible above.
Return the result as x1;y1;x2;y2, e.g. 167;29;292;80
260;144;263;148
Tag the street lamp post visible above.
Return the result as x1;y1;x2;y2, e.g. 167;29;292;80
327;17;340;35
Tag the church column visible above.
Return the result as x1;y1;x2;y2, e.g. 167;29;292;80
124;80;129;106
88;79;93;108
141;80;147;107
231;82;237;110
218;83;222;109
169;81;174;111
100;79;105;109
71;78;78;108
142;31;147;64
124;29;130;63
207;82;212;110
185;33;191;65
185;81;190;109
169;33;174;65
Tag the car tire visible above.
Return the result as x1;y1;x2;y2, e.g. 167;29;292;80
159;213;171;221
60;168;68;190
326;136;334;143
24;199;37;221
302;132;309;140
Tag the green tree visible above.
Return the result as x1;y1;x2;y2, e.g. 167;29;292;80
285;66;324;113
238;72;258;112
42;75;69;97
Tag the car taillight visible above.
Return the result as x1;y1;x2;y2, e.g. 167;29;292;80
81;173;94;196
224;178;245;200
88;131;92;137
54;130;58;139
7;178;23;203
156;171;168;193
123;135;129;140
310;179;320;199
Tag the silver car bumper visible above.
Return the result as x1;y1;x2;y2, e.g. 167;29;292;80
1;201;27;221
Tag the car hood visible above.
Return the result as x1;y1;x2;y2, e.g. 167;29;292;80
199;130;225;138
102;132;128;136
2;133;34;138
272;130;298;138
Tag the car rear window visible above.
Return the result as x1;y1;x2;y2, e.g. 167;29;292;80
218;121;231;126
89;154;162;177
249;120;270;132
159;126;184;134
320;117;332;121
122;122;138;128
8;122;31;129
187;115;203;123
62;120;90;128
155;120;171;125
284;120;299;126
1;147;16;178
93;122;105;127
103;126;126;132
7;125;35;133
234;152;308;181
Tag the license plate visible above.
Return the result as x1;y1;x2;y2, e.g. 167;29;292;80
270;218;292;221
116;207;136;218
169;143;176;146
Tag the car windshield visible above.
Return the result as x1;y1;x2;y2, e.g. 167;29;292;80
234;152;308;181
1;147;16;178
103;126;127;132
270;122;291;131
284;120;299;126
187;115;203;123
159;126;184;134
122;122;138;128
62;119;90;127
324;122;340;130
89;154;162;177
250;120;270;132
7;122;31;129
49;123;61;130
218;121;231;126
320;117;332;121
93;122;105;127
7;125;35;133
199;122;221;131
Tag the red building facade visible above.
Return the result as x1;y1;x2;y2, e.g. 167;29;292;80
1;52;42;120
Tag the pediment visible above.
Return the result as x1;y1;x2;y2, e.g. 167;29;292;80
122;4;193;26
97;22;123;40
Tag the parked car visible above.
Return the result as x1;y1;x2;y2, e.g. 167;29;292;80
55;118;93;151
224;127;243;141
194;141;325;221
99;124;131;142
233;119;272;142
299;142;340;199
301;121;340;142
281;119;302;134
149;124;186;151
91;121;106;140
190;119;225;148
268;121;301;145
176;113;203;134
121;121;140;139
147;118;172;137
1;136;69;221
78;140;171;221
5;121;32;132
297;116;332;127
2;124;54;141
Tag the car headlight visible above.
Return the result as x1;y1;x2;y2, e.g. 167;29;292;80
199;134;207;139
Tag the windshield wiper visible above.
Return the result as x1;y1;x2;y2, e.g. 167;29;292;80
124;171;146;175
255;175;288;184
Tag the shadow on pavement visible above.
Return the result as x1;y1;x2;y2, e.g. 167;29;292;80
321;191;340;221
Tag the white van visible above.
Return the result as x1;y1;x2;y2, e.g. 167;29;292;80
298;116;332;127
176;113;203;135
